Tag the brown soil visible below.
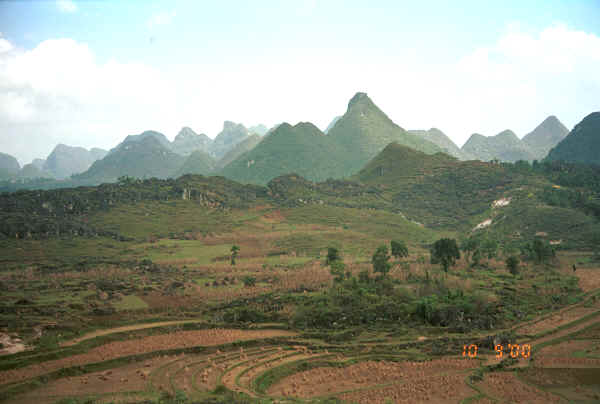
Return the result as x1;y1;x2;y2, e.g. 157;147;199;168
337;373;475;404
10;355;176;404
268;358;477;399
530;316;600;346
516;305;600;336
61;320;206;347
573;267;600;292
536;339;596;357
0;328;296;386
476;372;566;403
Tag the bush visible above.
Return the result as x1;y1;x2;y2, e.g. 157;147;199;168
506;256;520;275
242;276;256;287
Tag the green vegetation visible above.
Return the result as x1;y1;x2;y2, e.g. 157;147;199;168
430;238;460;272
546;111;600;166
372;245;391;277
390;240;408;259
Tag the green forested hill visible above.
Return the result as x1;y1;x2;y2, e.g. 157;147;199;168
327;93;442;174
546;112;600;165
219;122;351;185
74;136;185;184
176;150;217;177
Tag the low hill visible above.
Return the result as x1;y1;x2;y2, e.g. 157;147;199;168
74;136;184;184
43;144;105;179
219;122;350;185
408;128;471;160
546;112;600;165
176;150;216;177
327;92;442;174
215;134;262;170
522;116;569;160
171;127;212;156
462;130;535;162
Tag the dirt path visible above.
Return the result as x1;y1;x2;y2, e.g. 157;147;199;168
60;319;206;347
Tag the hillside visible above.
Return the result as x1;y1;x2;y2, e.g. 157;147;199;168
327;92;442;174
74;136;184;184
171;127;212;156
43;144;106;179
461;130;535;162
324;116;342;133
214;134;262;170
522;115;569;160
546;112;600;165
209;121;249;159
408;128;471;160
219;122;350;185
0;152;20;179
176;150;216;177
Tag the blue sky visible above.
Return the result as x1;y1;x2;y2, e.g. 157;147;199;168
1;0;599;164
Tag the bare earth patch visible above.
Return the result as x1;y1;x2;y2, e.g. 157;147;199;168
476;372;565;403
268;358;477;399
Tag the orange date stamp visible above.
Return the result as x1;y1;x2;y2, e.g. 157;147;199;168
462;344;531;359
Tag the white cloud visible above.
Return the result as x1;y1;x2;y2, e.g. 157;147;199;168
146;10;177;28
56;0;78;13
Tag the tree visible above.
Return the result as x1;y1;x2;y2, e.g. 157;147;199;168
461;237;480;264
242;275;256;287
431;238;460;273
531;238;555;264
329;260;346;282
230;245;240;265
326;247;340;266
390;240;408;260
506;256;519;276
372;245;391;277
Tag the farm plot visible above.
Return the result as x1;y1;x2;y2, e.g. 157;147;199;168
474;372;566;403
0;328;296;386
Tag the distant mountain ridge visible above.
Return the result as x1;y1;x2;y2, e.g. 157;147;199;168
522;115;569;159
43;144;107;179
171;127;212;156
209;121;250;159
408;128;472;160
0;152;20;179
74;136;184;184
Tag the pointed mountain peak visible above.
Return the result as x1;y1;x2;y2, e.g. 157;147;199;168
495;129;518;139
348;92;373;109
176;127;198;139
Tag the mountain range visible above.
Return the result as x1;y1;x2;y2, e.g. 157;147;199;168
1;93;597;190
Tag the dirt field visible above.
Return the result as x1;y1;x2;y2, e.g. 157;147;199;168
475;372;565;403
268;358;478;399
0;328;296;385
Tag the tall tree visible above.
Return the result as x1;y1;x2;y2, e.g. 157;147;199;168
231;245;240;265
326;247;341;266
390;240;408;260
372;245;391;277
431;238;460;273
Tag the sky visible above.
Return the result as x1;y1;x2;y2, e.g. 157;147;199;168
1;0;599;165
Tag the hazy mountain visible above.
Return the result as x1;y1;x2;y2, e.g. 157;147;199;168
219;122;349;185
209;121;249;159
75;136;185;184
109;130;172;154
31;158;46;170
0;152;20;178
248;124;268;136
461;130;536;162
522;116;569;160
17;163;53;179
171;127;212;156
324;116;342;134
90;148;108;161
327;92;443;174
175;149;216;177
215;134;262;171
408;128;472;160
546;112;600;165
43;144;103;179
